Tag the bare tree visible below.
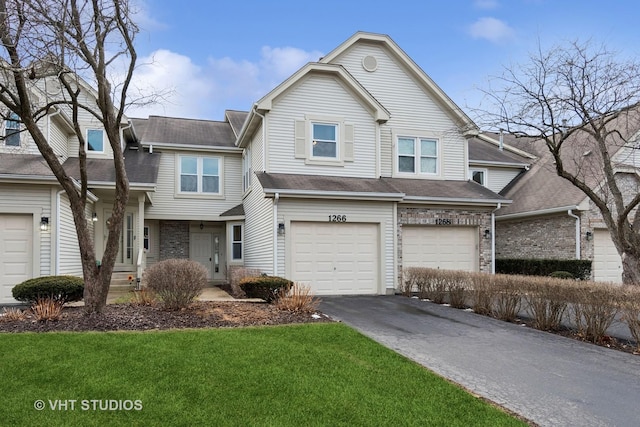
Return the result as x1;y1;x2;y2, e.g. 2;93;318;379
478;40;640;285
0;0;138;312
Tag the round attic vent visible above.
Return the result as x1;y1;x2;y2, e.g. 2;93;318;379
362;55;378;72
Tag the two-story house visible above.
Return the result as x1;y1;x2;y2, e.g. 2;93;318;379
1;32;517;302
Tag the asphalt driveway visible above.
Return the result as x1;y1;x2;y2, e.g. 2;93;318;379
319;295;640;427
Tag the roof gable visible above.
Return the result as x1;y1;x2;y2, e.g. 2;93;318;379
320;32;478;136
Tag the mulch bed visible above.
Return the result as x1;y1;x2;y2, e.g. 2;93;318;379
0;301;333;333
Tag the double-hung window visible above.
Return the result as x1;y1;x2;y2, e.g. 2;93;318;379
5;112;20;147
87;129;104;152
179;156;220;194
231;224;243;260
311;122;338;159
242;147;251;193
397;136;438;175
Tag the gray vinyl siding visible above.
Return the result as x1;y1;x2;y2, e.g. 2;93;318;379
329;43;467;180
144;220;160;269
380;128;393;177
278;199;395;291
144;150;243;219
57;194;83;277
49;118;70;161
486;168;522;193
266;74;378;178
0;183;52;276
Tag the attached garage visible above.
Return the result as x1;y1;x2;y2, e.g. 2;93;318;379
402;226;478;272
290;221;379;295
0;214;33;304
593;229;622;283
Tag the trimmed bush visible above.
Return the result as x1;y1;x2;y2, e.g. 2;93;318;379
550;271;574;279
496;258;591;280
522;276;569;331
143;259;207;310
570;282;621;343
11;275;84;304
239;276;293;303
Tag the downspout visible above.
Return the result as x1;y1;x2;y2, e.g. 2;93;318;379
491;203;501;274
273;192;279;276
568;210;581;259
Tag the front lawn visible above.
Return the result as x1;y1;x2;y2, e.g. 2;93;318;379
1;323;525;426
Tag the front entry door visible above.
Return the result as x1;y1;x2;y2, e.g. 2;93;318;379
105;210;135;269
192;232;213;279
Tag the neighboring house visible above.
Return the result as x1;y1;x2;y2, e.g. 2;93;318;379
487;115;640;283
1;31;515;302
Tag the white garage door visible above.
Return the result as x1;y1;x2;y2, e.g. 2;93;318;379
593;229;622;283
402;226;478;272
0;214;33;303
291;222;378;295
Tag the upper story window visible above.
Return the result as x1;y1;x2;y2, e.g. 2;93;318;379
470;169;487;186
5;112;20;147
397;136;438;175
294;116;354;165
87;129;104;152
312;122;338;159
179;156;220;194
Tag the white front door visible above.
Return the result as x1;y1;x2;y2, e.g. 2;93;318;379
192;232;213;279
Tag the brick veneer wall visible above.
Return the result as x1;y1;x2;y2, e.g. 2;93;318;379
496;213;583;260
397;207;493;285
159;220;189;260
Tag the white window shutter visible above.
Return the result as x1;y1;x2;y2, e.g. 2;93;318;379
294;120;306;158
343;123;354;161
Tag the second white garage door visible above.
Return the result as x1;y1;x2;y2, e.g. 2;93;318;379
0;214;33;304
291;222;378;295
402;226;478;272
593;229;622;283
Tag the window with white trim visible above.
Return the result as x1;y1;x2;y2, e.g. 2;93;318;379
87;129;104;152
5;112;20;147
397;136;438;175
470;169;487;186
143;226;150;251
232;224;243;260
311;122;338;159
179;156;220;194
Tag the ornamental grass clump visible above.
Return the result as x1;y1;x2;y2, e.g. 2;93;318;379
0;307;27;322
275;282;321;313
144;259;207;310
31;297;64;322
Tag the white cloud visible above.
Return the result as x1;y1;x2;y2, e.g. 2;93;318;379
468;17;516;44
125;46;323;120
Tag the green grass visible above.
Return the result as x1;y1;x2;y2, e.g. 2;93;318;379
0;323;526;426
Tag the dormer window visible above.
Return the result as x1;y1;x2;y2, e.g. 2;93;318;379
87;129;104;152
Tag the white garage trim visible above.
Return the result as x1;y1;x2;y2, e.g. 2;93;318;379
402;225;479;272
593;229;622;283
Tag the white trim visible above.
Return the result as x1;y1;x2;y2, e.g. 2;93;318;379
175;154;223;197
86;128;105;153
262;188;404;201
142;142;243;153
469;167;488;187
496;205;582;220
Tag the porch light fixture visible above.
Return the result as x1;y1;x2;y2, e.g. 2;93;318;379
92;212;98;222
483;229;491;239
278;223;285;236
586;231;593;241
199;221;204;230
40;216;49;232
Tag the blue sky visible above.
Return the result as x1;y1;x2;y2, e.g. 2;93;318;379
126;0;640;121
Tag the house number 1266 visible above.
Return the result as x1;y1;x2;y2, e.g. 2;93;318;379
329;215;347;222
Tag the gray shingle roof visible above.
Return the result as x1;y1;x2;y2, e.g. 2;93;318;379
137;115;236;148
225;110;249;137
220;203;245;217
0;153;56;178
257;172;508;203
62;147;160;185
468;137;530;165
